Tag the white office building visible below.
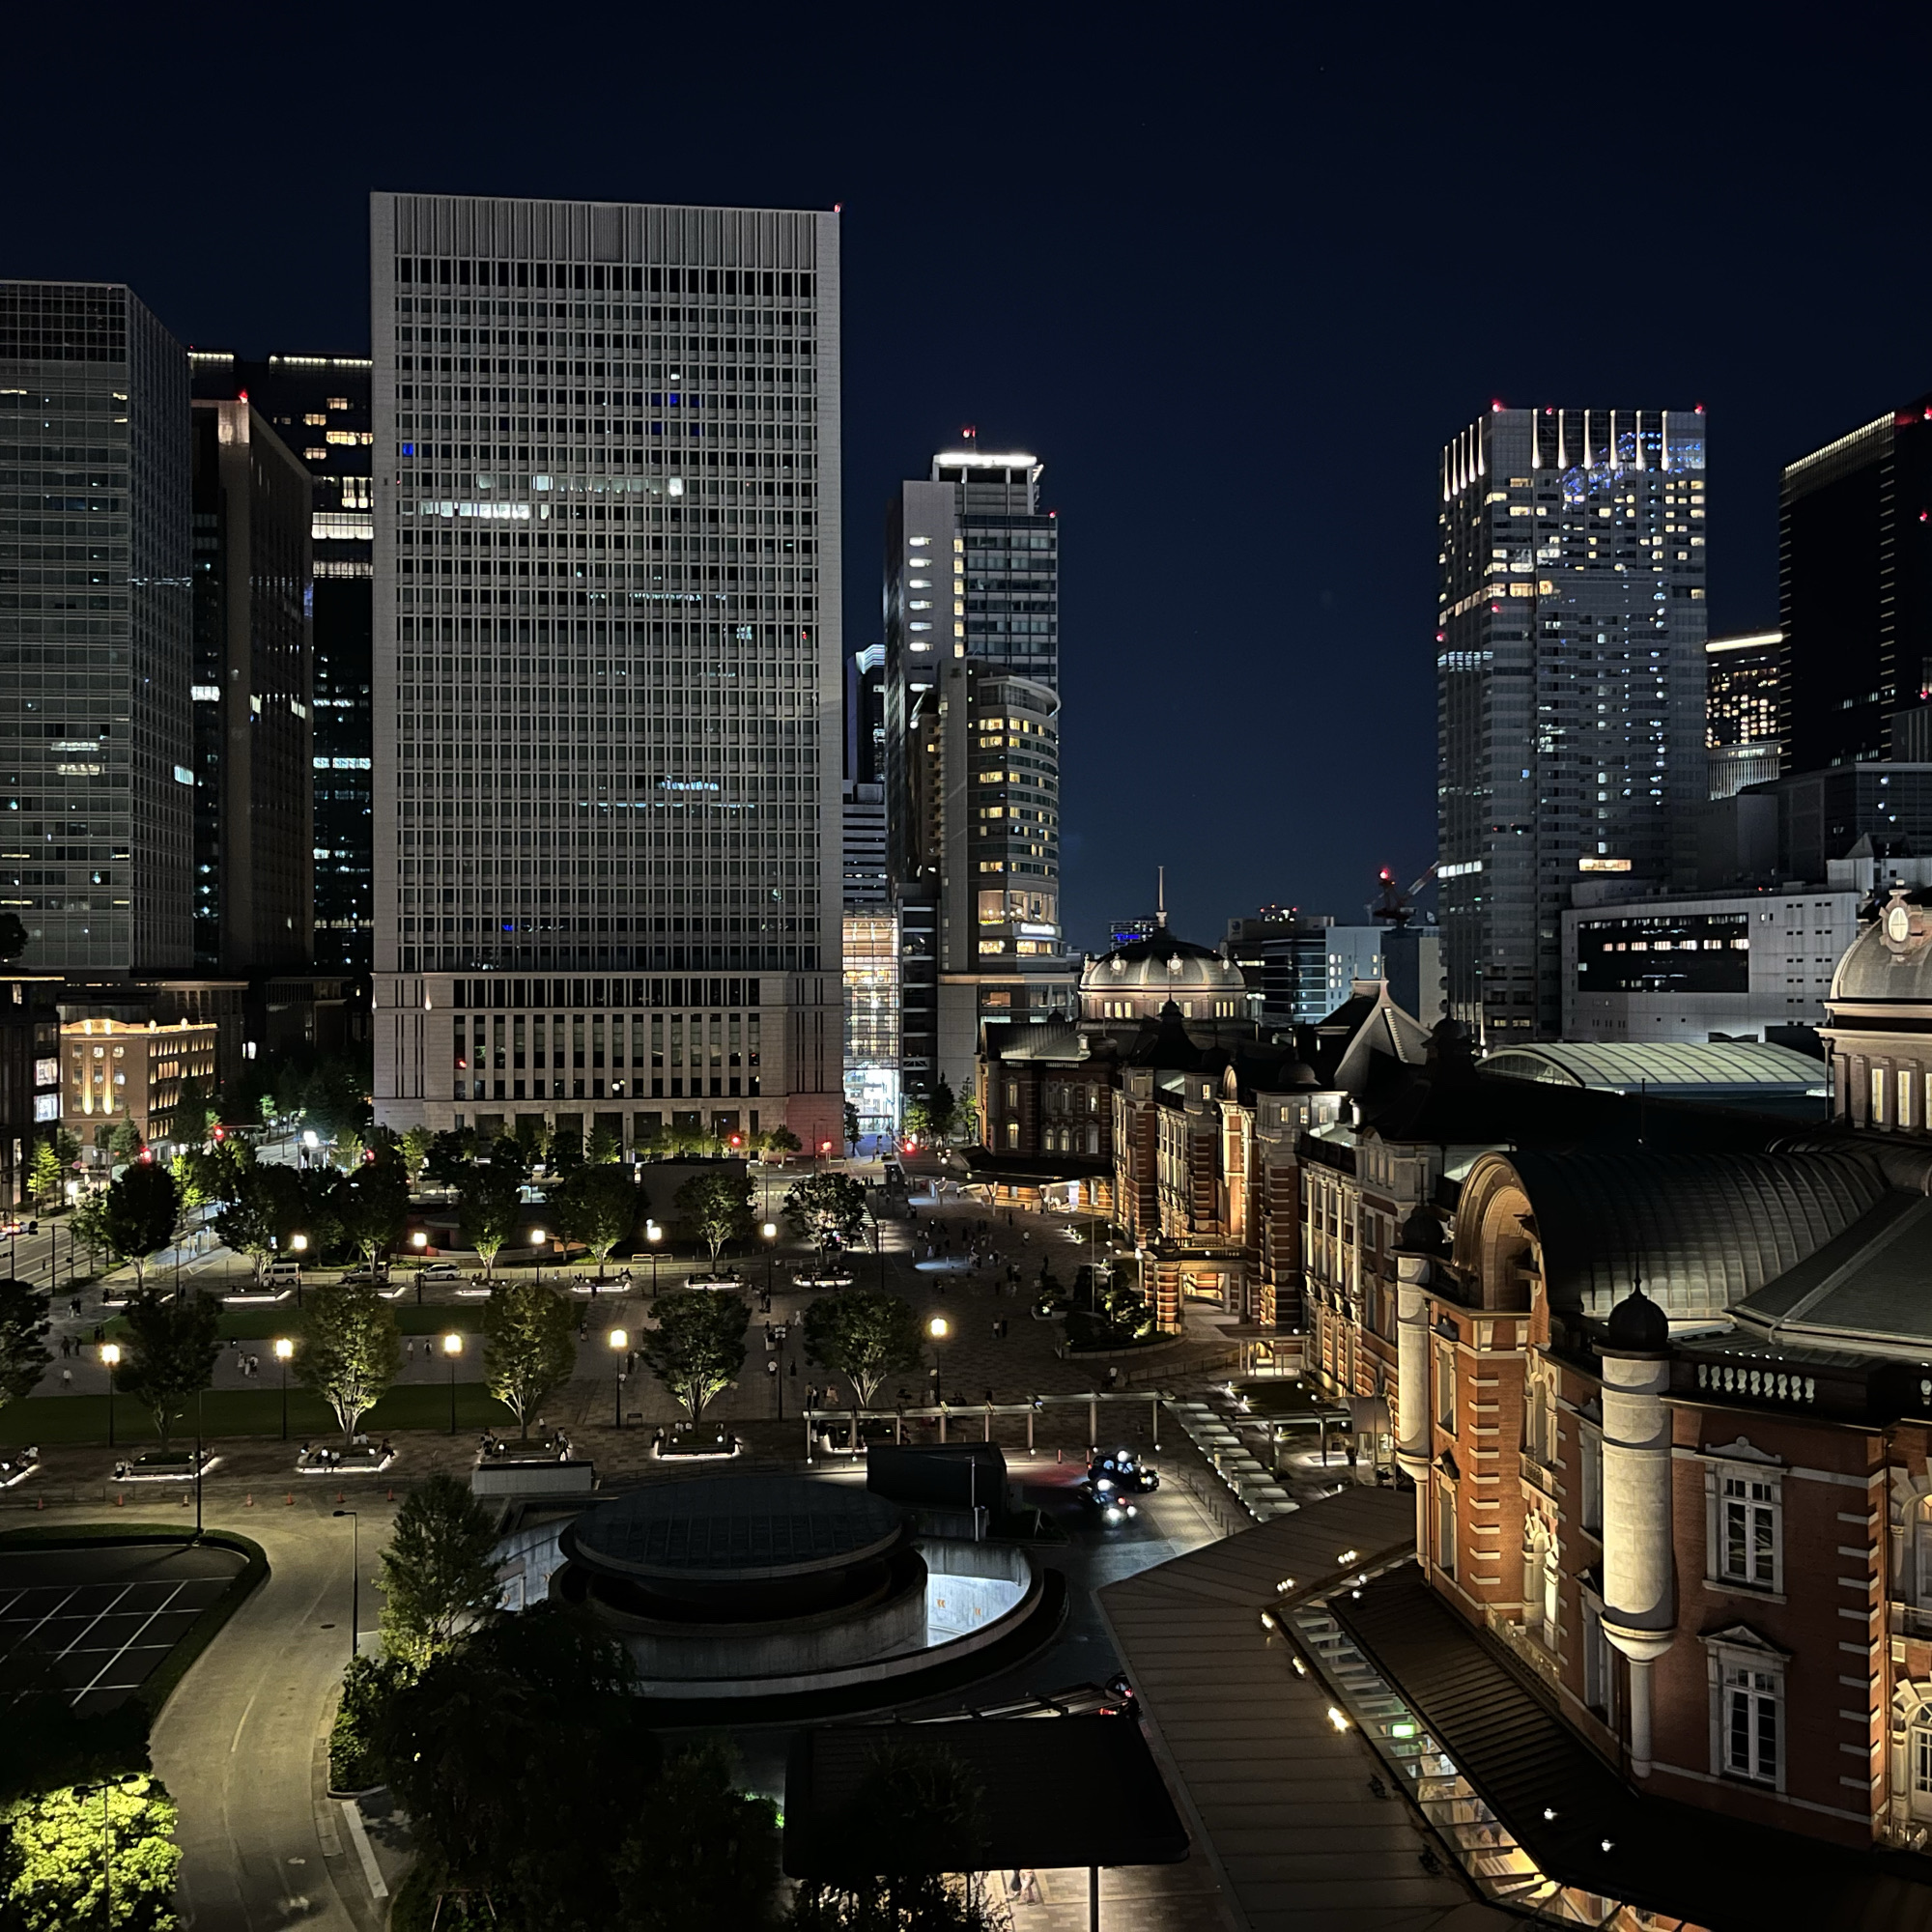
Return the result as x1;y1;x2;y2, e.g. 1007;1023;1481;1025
368;193;843;1151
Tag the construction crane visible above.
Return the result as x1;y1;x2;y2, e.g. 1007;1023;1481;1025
1370;863;1436;926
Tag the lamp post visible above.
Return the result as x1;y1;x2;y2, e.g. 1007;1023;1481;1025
927;1315;949;1402
99;1342;120;1447
609;1327;628;1429
442;1331;462;1434
646;1220;661;1296
761;1221;777;1311
529;1227;547;1288
331;1509;359;1657
412;1228;428;1304
274;1337;294;1439
290;1233;307;1307
768;1352;782;1419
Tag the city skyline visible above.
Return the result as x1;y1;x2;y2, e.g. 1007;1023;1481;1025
15;15;1932;949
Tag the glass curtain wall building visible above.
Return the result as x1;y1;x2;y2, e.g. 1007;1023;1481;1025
191;352;375;974
368;194;844;1151
0;282;193;973
1436;406;1708;1041
883;450;1072;1102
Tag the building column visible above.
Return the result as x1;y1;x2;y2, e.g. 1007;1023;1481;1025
1395;1259;1432;1554
1600;1339;1675;1778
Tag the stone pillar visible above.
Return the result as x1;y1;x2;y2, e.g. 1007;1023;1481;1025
1600;1341;1675;1777
1395;1257;1432;1553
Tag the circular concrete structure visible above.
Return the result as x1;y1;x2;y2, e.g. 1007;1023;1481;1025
545;1474;1050;1705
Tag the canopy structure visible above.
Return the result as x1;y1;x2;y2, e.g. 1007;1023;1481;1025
783;1716;1188;1878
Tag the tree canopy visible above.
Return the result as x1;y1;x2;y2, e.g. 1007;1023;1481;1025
802;1290;924;1409
553;1163;639;1274
482;1279;577;1439
783;1173;868;1255
100;1162;178;1290
333;1162;409;1265
377;1473;503;1670
293;1283;402;1443
673;1168;753;1263
458;1166;523;1277
638;1290;748;1424
0;1279;51;1412
0;1774;181;1932
117;1290;221;1452
612;1742;780;1932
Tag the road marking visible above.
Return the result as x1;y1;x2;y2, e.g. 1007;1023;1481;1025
228;1682;262;1753
339;1799;387;1898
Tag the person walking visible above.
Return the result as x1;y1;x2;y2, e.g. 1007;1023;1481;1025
60;1368;71;1392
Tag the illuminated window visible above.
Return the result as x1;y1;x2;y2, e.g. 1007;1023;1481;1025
302;412;327;426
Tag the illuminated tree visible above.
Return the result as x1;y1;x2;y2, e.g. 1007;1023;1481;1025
782;1173;867;1257
638;1291;748;1425
378;1474;503;1669
672;1170;752;1264
0;1278;51;1413
117;1291;220;1452
802;1291;923;1409
482;1280;576;1439
294;1283;402;1446
0;1774;181;1932
99;1163;178;1292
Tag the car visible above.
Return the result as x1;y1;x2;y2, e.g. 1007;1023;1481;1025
340;1265;385;1285
0;1218;38;1236
418;1262;462;1281
1080;1448;1160;1523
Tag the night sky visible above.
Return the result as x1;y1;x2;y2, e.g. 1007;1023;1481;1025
10;10;1932;952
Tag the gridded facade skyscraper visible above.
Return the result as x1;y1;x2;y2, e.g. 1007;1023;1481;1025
1705;630;1781;801
368;193;843;1151
1436;406;1708;1040
0;282;193;972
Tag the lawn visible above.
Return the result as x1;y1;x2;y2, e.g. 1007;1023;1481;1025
0;1380;519;1446
102;1302;492;1343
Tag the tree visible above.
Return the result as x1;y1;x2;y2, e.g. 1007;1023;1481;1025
0;911;25;965
638;1290;748;1425
377;1473;503;1670
333;1163;408;1267
482;1280;577;1439
213;1157;305;1286
553;1164;638;1276
99;1163;178;1292
70;1192;112;1273
117;1290;220;1452
843;1100;862;1156
765;1125;802;1157
613;1742;780;1932
369;1607;657;1927
170;1073;214;1145
586;1122;622;1164
106;1119;145;1163
786;1739;997;1932
673;1169;752;1264
26;1133;74;1214
1;1774;181;1932
458;1168;522;1279
424;1128;479;1190
294;1283;401;1445
0;1279;51;1412
783;1173;868;1257
400;1126;436;1186
803;1290;923;1409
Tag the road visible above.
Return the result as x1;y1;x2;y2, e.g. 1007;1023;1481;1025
144;1496;399;1932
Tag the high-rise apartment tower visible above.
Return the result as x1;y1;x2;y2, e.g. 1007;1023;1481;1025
368;193;843;1151
1705;630;1780;801
883;449;1072;1099
1436;406;1708;1040
0;282;194;972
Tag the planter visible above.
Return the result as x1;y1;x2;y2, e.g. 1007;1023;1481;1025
113;1450;222;1483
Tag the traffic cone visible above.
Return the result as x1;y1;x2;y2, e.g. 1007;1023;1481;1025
244;1494;254;1508
179;1492;188;1507
116;1492;125;1506
336;1491;345;1505
285;1492;295;1506
386;1489;395;1502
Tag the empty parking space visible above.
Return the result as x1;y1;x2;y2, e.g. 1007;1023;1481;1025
0;1541;244;1715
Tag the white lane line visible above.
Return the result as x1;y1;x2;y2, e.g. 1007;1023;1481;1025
339;1799;388;1899
57;1584;134;1659
71;1582;188;1704
229;1681;263;1753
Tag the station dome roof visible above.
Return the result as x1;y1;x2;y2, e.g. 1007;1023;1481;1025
1079;928;1244;997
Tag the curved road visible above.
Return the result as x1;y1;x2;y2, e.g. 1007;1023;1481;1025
140;1496;399;1932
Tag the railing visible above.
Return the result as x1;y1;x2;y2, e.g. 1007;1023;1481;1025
1484;1605;1562;1692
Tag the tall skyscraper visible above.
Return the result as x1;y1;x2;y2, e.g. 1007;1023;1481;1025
1436;406;1708;1040
0;282;194;973
368;193;843;1151
883;448;1072;1100
1779;400;1932;773
188;397;314;971
1705;629;1781;801
192;352;376;975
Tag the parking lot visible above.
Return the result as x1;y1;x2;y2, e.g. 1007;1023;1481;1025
0;1539;245;1715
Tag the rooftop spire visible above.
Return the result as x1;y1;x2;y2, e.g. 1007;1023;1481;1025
1156;865;1167;929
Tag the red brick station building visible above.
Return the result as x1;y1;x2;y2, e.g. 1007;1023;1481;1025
979;899;1932;1907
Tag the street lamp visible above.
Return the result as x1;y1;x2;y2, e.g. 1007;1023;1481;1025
442;1331;463;1434
609;1327;628;1430
927;1315;949;1401
290;1233;307;1307
646;1220;662;1296
529;1227;547;1288
411;1229;428;1306
331;1509;359;1657
761;1221;777;1310
99;1342;120;1447
274;1337;294;1440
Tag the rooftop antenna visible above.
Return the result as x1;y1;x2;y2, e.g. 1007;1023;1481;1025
1156;866;1168;930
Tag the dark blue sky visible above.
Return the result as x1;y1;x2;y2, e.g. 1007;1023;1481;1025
11;8;1932;951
